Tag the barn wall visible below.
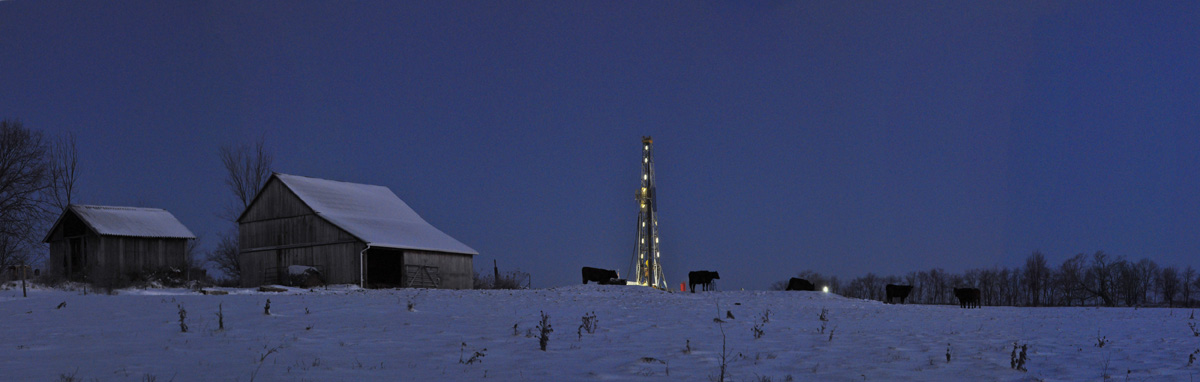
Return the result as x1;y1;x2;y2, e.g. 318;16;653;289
94;237;187;276
46;235;186;280
240;242;364;286
235;175;475;289
403;250;474;290
240;215;355;250
238;177;368;287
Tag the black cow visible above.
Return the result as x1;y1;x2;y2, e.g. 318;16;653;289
954;287;981;309
581;267;619;285
688;271;720;293
885;284;913;304
785;277;815;291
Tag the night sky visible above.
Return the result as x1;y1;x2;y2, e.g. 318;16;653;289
3;2;1199;289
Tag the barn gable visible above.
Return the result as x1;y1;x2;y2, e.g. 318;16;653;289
238;177;358;251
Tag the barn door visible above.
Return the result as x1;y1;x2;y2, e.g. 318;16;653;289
68;238;84;279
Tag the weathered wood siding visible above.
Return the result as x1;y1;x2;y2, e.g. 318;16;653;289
240;214;356;250
45;210;187;279
404;250;473;289
102;237;187;272
236;175;475;289
239;177;363;286
240;242;365;286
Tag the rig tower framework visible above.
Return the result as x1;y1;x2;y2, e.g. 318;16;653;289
629;136;668;289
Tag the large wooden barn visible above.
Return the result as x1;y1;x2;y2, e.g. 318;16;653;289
237;173;478;289
43;205;196;281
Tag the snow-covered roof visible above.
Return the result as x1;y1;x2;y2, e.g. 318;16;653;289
45;205;196;241
273;173;478;255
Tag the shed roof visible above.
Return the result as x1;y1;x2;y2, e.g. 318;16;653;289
44;205;196;241
269;173;478;255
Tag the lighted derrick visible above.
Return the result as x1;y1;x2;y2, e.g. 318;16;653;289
629;136;668;289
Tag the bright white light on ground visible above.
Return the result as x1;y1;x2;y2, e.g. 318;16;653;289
822;286;829;293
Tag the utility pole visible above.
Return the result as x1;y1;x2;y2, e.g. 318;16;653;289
9;262;30;297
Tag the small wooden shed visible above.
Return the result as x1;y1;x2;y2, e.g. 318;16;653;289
43;205;196;281
237;173;477;289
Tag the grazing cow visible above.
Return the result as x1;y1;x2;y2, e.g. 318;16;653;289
581;267;619;285
954;287;981;309
885;284;913;304
688;271;720;293
785;277;815;291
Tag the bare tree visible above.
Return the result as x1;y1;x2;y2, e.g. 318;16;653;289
0;120;51;268
209;232;240;282
1193;273;1200;307
1182;266;1195;308
219;137;273;221
1136;258;1159;304
1024;251;1049;306
1160;266;1180;307
1057;254;1089;306
48;132;79;212
1116;261;1141;306
208;136;273;284
1085;252;1118;307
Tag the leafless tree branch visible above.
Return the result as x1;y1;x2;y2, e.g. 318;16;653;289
0;120;52;268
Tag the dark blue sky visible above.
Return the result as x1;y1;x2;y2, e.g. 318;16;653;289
3;2;1199;289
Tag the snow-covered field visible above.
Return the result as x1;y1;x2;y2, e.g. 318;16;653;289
3;283;1199;381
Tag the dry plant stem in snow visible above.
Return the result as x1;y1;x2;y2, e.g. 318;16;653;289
215;303;224;330
577;311;597;340
536;311;553;351
249;345;281;382
177;304;188;333
753;309;769;339
459;342;486;365
715;320;731;382
406;290;423;312
1010;342;1028;372
1095;330;1110;347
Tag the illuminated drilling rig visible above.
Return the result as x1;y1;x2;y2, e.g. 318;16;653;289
629;136;668;289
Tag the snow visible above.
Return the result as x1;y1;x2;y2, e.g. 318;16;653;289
287;265;319;276
46;205;195;240
3;284;1199;381
274;174;478;255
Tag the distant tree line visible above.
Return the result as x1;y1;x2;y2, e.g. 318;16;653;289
783;251;1200;308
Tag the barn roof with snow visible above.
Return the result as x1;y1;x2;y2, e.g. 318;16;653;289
43;204;196;242
242;173;478;255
